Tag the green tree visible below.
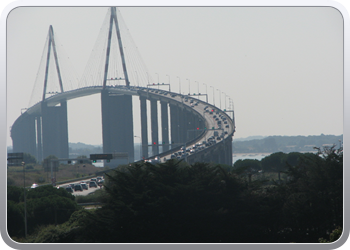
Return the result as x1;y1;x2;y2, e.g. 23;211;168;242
25;185;75;201
7;185;79;239
7;200;24;238
284;152;303;167
7;185;23;203
269;146;343;242
319;227;342;243
233;159;261;172
261;152;287;180
44;155;58;161
20;148;343;243
58;160;259;243
26;195;79;229
23;153;37;165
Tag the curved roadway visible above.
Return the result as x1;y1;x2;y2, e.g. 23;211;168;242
140;87;235;163
17;85;235;164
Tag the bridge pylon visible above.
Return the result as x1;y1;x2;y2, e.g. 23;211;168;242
101;7;134;166
102;7;130;88
42;25;64;101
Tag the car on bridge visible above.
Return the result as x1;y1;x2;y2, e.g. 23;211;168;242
80;182;88;190
65;186;74;193
97;179;105;187
74;184;83;192
89;181;98;188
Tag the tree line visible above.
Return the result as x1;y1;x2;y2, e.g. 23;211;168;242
232;134;343;153
8;146;343;243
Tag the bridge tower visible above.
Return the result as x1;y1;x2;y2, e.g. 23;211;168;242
101;7;134;166
11;25;69;162
40;25;69;160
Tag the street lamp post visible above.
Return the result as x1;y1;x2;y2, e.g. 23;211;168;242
166;74;171;91
217;89;221;109
22;161;27;238
155;73;160;89
210;86;215;106
146;72;150;85
135;71;139;87
195;81;199;99
203;83;208;102
177;76;181;95
186;78;190;95
222;92;226;110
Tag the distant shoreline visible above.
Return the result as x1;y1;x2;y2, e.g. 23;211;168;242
232;151;318;157
232;153;272;157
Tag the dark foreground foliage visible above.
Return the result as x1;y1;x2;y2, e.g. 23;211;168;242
7;185;79;239
10;147;343;243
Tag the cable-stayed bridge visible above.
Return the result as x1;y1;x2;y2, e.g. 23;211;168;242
10;7;236;167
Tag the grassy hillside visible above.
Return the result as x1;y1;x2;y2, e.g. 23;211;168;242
7;163;107;187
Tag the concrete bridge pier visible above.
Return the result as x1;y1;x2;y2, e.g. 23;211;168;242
36;116;43;162
170;104;180;146
186;109;195;141
41;100;69;159
10;113;37;159
179;105;187;145
225;136;233;166
101;90;134;167
139;96;148;159
217;138;233;166
150;98;159;156
160;101;169;152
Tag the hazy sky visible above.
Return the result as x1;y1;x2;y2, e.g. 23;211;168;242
6;6;344;147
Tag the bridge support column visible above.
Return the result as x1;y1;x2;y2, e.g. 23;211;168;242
36;116;43;162
170;104;180;147
184;109;194;141
226;136;233;166
160;101;169;152
179;106;186;145
41;100;69;159
150;98;158;156
11;113;37;158
139;96;148;159
101;90;134;166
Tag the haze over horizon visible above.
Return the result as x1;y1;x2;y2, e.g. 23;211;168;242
6;133;344;149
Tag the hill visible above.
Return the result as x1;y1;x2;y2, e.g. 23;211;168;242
232;134;343;153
